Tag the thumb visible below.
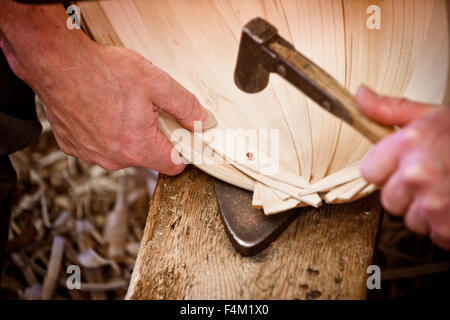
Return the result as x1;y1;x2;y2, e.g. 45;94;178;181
149;66;217;131
355;85;437;127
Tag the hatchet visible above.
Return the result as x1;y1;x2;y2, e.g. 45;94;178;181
215;18;394;256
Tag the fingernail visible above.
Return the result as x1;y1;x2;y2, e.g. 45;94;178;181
202;108;217;130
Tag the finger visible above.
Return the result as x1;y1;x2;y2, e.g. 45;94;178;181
413;190;450;249
141;126;187;175
421;193;450;226
380;170;414;216
430;223;450;251
356;85;437;126
404;198;430;235
361;127;420;185
148;66;217;131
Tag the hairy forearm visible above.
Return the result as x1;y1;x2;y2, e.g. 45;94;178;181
0;0;92;85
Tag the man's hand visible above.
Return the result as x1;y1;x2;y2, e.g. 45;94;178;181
0;1;216;175
356;86;450;250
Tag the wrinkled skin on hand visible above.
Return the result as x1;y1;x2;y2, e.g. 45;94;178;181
0;2;216;175
28;44;216;174
356;86;450;250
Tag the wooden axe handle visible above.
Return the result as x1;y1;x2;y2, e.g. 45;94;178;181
269;41;395;143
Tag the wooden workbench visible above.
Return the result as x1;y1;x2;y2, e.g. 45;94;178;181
126;166;382;300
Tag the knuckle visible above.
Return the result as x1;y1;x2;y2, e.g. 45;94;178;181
154;70;173;97
422;195;446;216
403;165;424;186
182;93;199;121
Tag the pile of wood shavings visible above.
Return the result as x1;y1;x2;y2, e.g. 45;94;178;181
0;98;157;300
369;213;450;299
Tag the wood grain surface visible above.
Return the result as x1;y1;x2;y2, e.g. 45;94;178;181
126;166;382;300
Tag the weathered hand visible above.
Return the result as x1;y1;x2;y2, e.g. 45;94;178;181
31;44;215;174
356;86;450;250
0;2;215;175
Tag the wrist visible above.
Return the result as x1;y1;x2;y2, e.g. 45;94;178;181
0;1;94;87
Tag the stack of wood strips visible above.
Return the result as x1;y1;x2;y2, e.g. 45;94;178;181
80;0;449;214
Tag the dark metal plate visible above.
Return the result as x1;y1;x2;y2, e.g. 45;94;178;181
215;179;299;256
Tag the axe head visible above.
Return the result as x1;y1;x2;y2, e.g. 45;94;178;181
234;17;279;93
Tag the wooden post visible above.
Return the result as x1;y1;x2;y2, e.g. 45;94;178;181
126;166;382;300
